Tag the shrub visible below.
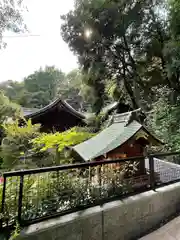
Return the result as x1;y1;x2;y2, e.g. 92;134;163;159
32;127;95;164
146;91;180;152
0;92;20;125
0;164;135;226
1;119;41;170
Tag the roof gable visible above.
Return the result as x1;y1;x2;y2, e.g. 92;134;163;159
72;109;163;161
72;120;142;161
23;98;85;120
113;112;132;124
106;108;142;127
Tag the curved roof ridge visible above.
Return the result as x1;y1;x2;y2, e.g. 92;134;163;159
112;108;142;125
24;97;85;120
112;111;132;124
60;99;85;119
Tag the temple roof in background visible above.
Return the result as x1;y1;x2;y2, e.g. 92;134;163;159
21;98;85;120
21;107;39;117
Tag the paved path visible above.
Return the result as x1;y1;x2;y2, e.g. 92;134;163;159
140;216;180;240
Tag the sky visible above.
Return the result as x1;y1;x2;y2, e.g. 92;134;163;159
0;0;78;82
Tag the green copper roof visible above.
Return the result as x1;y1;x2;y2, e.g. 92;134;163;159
72;109;162;161
72;120;142;161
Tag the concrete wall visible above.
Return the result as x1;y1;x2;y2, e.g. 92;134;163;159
18;182;180;240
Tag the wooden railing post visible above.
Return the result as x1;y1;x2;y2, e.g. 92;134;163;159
149;155;155;190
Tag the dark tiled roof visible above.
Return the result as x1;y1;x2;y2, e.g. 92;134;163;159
22;98;85;120
21;107;39;116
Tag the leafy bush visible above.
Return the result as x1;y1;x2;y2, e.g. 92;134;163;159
1;119;41;170
146;91;180;152
0;122;95;170
0;163;137;226
32;127;95;164
0;92;20;125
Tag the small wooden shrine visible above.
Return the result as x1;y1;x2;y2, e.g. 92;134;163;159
72;109;163;177
22;98;86;133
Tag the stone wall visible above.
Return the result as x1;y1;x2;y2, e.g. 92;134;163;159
18;182;180;240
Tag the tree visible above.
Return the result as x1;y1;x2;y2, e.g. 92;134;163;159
0;67;97;112
61;0;174;112
161;0;180;96
0;92;20;125
56;69;83;110
0;80;25;104
57;69;95;112
146;86;180;154
23;66;65;108
0;67;65;109
0;0;26;48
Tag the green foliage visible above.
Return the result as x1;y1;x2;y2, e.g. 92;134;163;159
32;127;94;152
146;87;180;152
57;69;93;112
0;0;26;48
0;163;138;226
169;0;180;37
32;127;95;164
61;0;180;112
61;0;159;110
23;66;65;108
85;112;110;132
0;67;96;113
1;119;41;170
9;222;21;240
0;81;24;104
105;79;130;105
0;92;20;125
0;93;20;168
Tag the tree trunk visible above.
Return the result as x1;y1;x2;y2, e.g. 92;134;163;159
123;78;138;109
